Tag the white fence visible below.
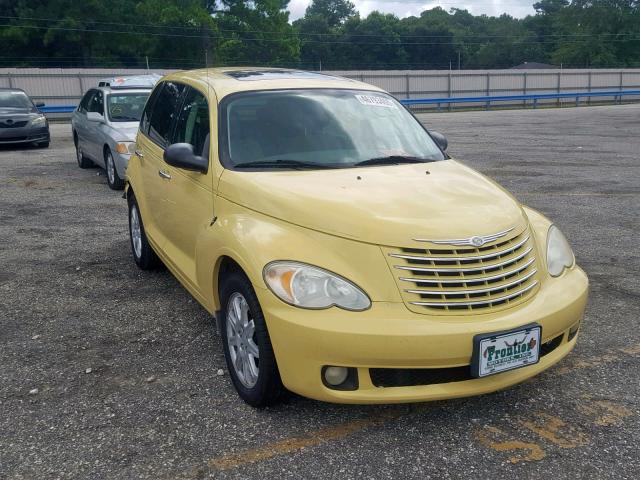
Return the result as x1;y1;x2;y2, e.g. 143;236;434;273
2;67;639;115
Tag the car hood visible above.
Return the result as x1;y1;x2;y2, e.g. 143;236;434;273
218;160;528;246
109;122;139;142
0;107;38;120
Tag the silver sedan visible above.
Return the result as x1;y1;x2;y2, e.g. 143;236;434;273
71;84;153;190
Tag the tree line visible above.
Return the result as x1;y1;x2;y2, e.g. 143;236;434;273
0;0;639;70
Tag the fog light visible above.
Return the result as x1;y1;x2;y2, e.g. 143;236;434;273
323;366;348;386
568;322;581;341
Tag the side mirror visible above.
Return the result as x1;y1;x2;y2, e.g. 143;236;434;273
35;102;45;108
86;111;104;123
430;131;448;151
164;143;208;173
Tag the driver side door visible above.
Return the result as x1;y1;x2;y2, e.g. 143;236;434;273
157;85;214;292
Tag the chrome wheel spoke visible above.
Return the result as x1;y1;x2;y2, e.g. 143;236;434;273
246;339;259;358
234;350;245;378
244;354;258;383
244;319;255;339
228;333;241;348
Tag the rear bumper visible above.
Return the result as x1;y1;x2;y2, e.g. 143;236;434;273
260;266;588;404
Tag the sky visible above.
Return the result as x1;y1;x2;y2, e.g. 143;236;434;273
288;0;537;21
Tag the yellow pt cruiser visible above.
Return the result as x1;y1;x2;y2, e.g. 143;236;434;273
125;68;588;407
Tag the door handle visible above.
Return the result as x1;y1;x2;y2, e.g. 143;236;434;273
158;169;171;180
134;150;144;158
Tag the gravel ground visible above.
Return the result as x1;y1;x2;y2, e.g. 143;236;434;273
1;104;639;479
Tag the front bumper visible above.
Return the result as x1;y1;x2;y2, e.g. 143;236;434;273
114;152;131;178
260;266;588;404
0;126;49;145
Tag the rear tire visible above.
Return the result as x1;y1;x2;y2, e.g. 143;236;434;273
220;270;284;407
105;148;124;190
128;195;160;270
74;134;91;168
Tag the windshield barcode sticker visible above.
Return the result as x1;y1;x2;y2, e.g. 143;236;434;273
355;94;396;108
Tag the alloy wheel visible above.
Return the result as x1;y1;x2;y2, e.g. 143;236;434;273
226;292;260;388
130;205;142;259
106;152;115;185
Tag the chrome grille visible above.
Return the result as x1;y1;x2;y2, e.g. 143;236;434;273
0;120;28;128
386;228;539;313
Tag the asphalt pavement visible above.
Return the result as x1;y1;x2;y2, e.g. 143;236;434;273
1;104;639;479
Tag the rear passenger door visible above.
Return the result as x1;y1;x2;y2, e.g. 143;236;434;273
159;85;214;288
75;90;95;152
134;81;185;250
85;90;105;161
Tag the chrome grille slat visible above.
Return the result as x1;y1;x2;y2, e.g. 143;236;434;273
399;258;536;285
405;269;537;296
414;227;514;245
387;226;539;313
409;282;538;307
394;247;533;273
390;235;530;263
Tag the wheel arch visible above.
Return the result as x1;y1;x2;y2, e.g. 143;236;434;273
213;255;248;313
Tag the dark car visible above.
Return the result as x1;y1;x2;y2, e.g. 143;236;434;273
0;88;50;148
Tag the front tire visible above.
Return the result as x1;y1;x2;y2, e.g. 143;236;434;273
105;148;124;190
128;195;160;270
220;270;284;407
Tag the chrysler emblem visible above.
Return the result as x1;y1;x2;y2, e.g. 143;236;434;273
470;236;485;247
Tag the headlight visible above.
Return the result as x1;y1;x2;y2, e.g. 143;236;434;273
32;115;46;126
115;142;135;154
546;225;575;277
263;261;371;311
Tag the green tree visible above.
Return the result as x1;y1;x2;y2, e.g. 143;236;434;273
213;0;300;66
340;12;407;69
305;0;356;28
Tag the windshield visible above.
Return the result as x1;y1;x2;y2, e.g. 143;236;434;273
0;91;33;109
220;89;445;169
107;92;150;122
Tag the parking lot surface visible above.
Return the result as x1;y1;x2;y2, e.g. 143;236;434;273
1;105;639;479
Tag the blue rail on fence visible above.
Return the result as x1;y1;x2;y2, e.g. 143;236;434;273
400;89;640;107
40;89;640;115
40;105;77;113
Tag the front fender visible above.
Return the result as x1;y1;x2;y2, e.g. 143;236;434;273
196;196;403;313
522;205;553;250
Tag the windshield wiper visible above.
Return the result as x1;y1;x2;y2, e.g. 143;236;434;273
353;155;435;167
112;116;139;121
234;159;337;170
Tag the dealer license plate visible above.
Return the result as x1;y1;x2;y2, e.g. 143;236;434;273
471;324;541;378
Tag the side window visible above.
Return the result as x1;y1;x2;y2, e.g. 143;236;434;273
147;82;185;148
171;86;210;158
78;91;94;113
139;84;162;135
88;90;104;115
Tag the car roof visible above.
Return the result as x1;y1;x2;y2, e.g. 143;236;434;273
161;67;384;100
95;87;154;95
97;74;161;89
0;87;28;94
